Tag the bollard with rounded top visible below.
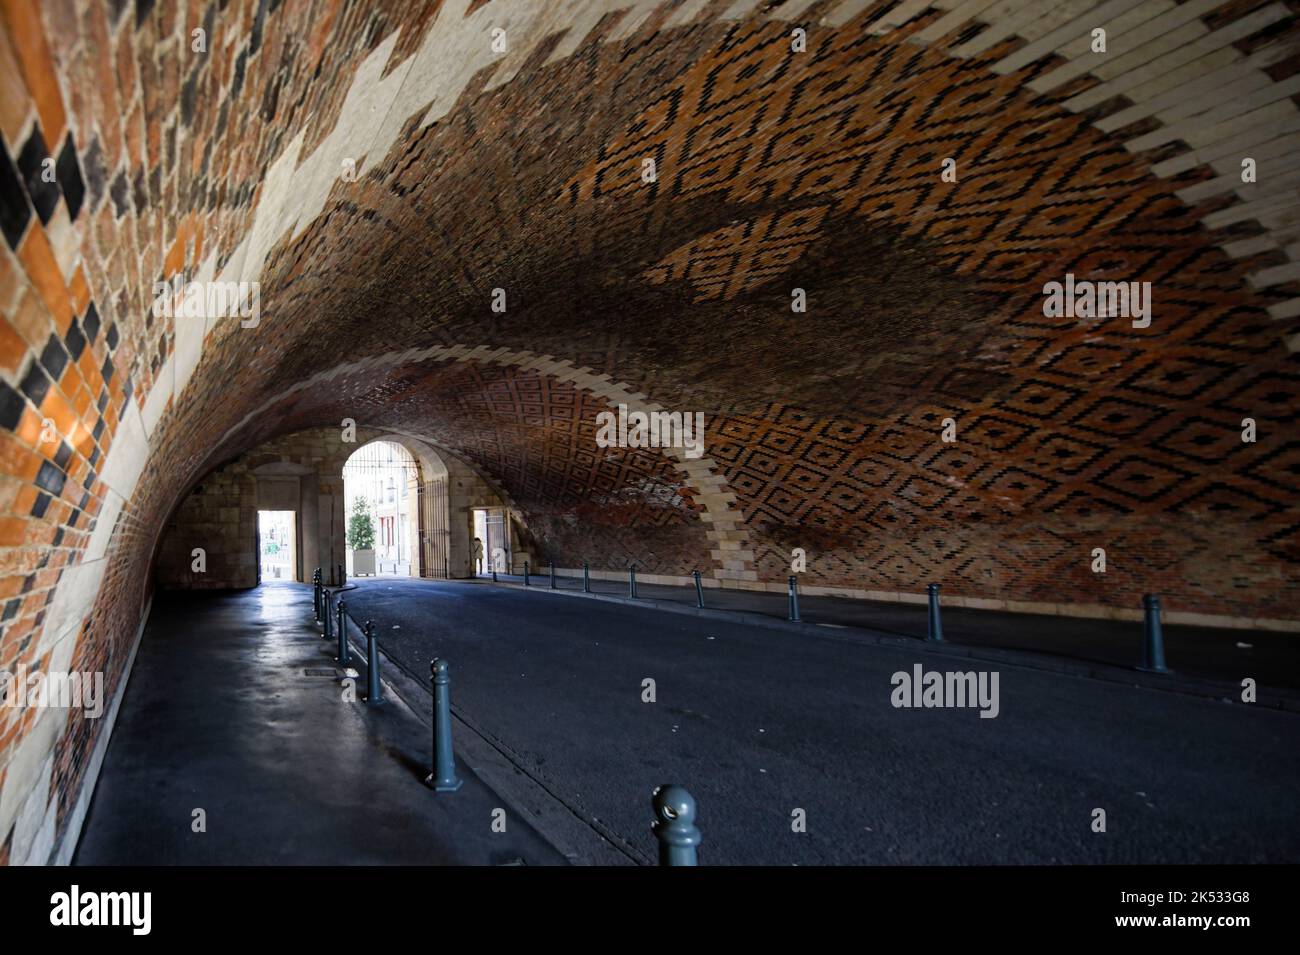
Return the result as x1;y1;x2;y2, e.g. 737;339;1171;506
1138;594;1169;673
491;565;498;582
693;570;704;609
550;562;556;589
364;621;382;704
313;569;322;619
583;562;590;593
652;785;701;866
524;560;530;586
338;562;345;587
336;598;350;667
322;589;332;640
788;575;800;622
425;659;463;792
926;583;944;642
629;566;638;598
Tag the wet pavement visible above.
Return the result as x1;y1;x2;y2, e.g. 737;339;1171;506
74;583;566;865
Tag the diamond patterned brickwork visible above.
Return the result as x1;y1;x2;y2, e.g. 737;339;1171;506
1;0;1299;865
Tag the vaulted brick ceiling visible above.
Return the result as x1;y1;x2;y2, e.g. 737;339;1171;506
2;0;1300;809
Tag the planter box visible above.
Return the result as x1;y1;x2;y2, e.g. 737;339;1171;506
352;549;376;576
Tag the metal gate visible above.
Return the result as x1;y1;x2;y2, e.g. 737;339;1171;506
418;478;451;579
485;510;508;572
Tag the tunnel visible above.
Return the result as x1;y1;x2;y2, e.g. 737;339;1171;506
0;0;1297;911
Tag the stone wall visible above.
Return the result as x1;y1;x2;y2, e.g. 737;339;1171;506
153;427;509;589
154;459;256;589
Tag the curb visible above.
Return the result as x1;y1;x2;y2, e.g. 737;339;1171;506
336;616;641;866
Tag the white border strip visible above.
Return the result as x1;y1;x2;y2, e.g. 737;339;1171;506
50;598;153;866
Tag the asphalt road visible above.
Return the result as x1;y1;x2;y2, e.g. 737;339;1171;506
341;577;1300;865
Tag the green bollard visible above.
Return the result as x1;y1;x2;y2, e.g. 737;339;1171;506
926;584;944;642
425;659;463;792
788;575;800;621
365;621;382;704
1139;594;1169;673
491;565;498;582
313;569;322;619
693;570;704;608
583;562;590;593
629;566;638;598
524;560;530;586
322;589;332;640
336;598;350;666
652;785;701;866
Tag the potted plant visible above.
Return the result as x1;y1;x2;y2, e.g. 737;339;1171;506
348;496;377;577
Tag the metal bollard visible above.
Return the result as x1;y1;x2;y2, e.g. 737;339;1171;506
322;589;332;640
491;565;498;582
524;560;530;586
926;583;944;642
583;562;590;593
652;785;701;866
364;621;381;704
338;563;345;587
336;598;350;667
550;562;556;589
693;570;705;609
313;569;322;619
788;575;801;622
1139;594;1169;673
629;566;638;598
425;659;463;792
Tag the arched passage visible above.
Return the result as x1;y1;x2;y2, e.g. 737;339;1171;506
1;0;1297;869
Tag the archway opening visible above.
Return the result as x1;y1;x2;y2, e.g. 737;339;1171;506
342;441;421;577
257;511;297;582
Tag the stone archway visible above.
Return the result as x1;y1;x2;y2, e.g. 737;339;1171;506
343;431;517;580
341;439;425;578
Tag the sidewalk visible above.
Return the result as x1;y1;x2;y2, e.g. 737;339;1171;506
73;583;567;865
477;571;1300;696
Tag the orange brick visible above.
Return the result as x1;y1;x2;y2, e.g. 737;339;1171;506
77;349;100;392
38;387;75;438
17;226;72;330
164;234;184;278
73;422;94;460
0;243;22;312
0;0;66;145
0;315;28;376
8;287;49;352
0;516;29;547
68;265;89;316
58;361;83;401
0;19;30;147
11;483;37;516
14;406;42;447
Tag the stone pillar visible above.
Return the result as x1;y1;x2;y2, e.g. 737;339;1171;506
299;475;319;584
